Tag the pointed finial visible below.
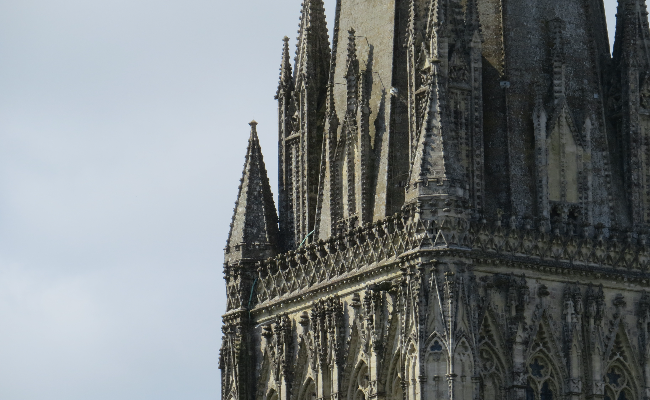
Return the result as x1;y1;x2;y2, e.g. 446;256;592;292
466;0;481;36
249;120;259;140
346;28;358;68
225;119;279;263
276;36;294;99
345;28;359;102
348;28;356;52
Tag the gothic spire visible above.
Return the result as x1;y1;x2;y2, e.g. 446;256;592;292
225;121;279;263
276;36;293;99
613;0;650;67
278;0;331;250
294;0;331;85
465;0;481;37
448;0;466;39
345;28;359;101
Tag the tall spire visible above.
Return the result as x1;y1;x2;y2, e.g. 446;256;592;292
465;0;481;37
314;0;342;240
610;0;650;227
276;36;293;99
345;28;358;102
404;0;484;218
295;0;331;86
278;0;332;250
613;0;650;67
225;121;279;264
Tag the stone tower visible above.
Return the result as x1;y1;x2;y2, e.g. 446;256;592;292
220;0;650;399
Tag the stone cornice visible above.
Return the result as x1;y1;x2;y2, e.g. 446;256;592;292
253;213;650;307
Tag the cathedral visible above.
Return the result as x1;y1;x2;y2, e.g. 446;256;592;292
219;0;650;399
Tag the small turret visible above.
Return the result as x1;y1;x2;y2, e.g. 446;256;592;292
405;0;484;220
220;122;278;400
278;0;332;250
277;36;295;252
611;0;650;227
225;121;279;266
276;36;294;101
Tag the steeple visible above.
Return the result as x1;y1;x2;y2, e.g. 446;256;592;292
225;121;279;264
294;0;331;85
276;36;293;100
314;0;342;240
612;0;650;67
278;0;331;250
465;0;481;38
335;28;373;230
222;5;650;400
404;0;484;217
610;0;650;227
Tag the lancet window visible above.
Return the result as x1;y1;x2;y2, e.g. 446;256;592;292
350;362;370;400
300;379;317;400
386;353;403;400
266;390;278;400
525;355;560;400
479;345;505;400
425;339;449;399
603;364;635;400
454;339;475;400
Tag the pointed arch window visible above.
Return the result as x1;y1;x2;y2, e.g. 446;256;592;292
349;362;370;400
479;345;505;400
603;364;635;400
300;379;317;400
525;355;559;400
479;313;508;400
266;389;279;400
425;339;449;399
385;352;403;400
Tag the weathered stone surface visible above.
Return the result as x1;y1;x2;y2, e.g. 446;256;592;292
220;1;650;399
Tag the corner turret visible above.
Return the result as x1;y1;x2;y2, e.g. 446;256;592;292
224;121;279;309
278;0;331;250
610;0;650;227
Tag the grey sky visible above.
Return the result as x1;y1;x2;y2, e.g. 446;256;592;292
0;1;618;399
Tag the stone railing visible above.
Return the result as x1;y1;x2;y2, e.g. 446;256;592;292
254;214;650;306
255;215;427;305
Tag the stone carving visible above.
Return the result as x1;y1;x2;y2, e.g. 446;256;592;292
220;0;650;399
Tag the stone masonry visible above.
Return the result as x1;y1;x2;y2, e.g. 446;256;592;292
220;0;650;399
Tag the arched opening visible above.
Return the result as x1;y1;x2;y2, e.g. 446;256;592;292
454;339;475;400
425;338;449;399
479;345;505;400
603;363;636;400
386;352;403;400
300;379;317;400
348;361;370;400
266;389;279;400
525;354;560;400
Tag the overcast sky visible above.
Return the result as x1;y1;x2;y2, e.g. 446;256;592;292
0;1;618;399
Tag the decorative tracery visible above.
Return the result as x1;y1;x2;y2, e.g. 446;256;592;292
478;309;508;400
299;378;317;400
386;354;403;400
603;331;639;400
349;362;370;400
603;364;634;400
453;339;475;399
425;338;449;399
479;344;505;400
525;354;560;400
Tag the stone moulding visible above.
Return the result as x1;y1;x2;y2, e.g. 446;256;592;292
254;212;650;306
